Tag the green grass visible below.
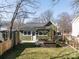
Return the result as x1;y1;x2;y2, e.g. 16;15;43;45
2;43;79;59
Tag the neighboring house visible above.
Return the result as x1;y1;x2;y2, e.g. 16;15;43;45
20;20;57;42
0;26;8;41
0;27;8;31
72;16;79;37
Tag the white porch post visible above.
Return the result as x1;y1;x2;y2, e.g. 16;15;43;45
32;31;37;41
31;31;32;40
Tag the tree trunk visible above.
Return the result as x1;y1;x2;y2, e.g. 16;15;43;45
9;1;22;39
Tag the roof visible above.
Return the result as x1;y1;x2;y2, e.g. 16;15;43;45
20;22;46;30
25;22;46;28
21;20;57;30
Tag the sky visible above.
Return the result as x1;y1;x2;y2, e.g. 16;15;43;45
36;0;73;19
0;0;74;22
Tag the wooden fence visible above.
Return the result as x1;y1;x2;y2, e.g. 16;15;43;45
0;31;20;56
0;40;12;55
64;35;79;50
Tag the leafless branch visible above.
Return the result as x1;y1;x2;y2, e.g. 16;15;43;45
0;10;13;13
0;4;14;8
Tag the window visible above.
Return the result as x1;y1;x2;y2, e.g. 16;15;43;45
20;31;24;33
43;32;47;35
0;31;8;41
39;32;42;35
0;32;4;42
24;31;27;35
23;31;31;35
28;31;31;35
38;31;47;35
36;32;38;35
32;32;35;36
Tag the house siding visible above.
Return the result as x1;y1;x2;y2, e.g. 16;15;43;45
20;33;32;41
72;17;79;37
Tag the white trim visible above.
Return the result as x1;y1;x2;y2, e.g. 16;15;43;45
32;31;37;41
23;34;31;36
31;31;32;40
50;20;57;27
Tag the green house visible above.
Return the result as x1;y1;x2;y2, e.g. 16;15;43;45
20;20;57;42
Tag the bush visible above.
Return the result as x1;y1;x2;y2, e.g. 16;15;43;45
56;43;61;47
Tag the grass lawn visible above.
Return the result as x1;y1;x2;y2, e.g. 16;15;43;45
2;43;79;59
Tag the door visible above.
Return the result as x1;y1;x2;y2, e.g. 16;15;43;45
32;31;36;41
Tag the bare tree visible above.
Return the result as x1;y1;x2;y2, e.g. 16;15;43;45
72;0;79;15
0;0;38;38
9;0;39;38
13;18;25;30
57;12;72;33
40;10;53;23
0;15;3;30
0;0;59;39
32;10;53;23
